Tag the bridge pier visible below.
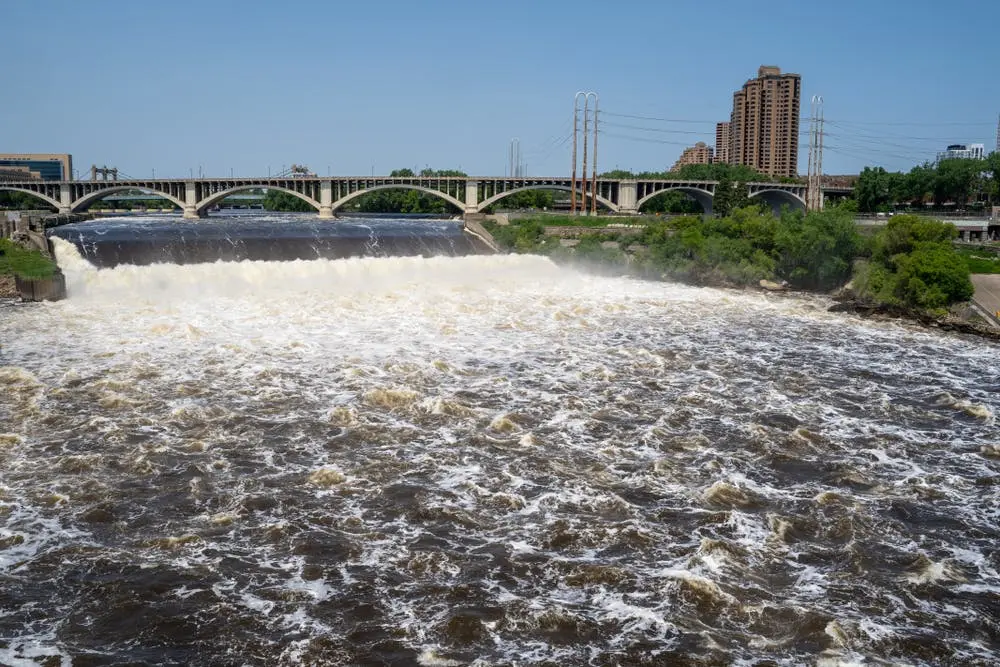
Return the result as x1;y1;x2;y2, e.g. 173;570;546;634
465;180;479;215
58;184;73;215
618;181;639;215
318;180;334;219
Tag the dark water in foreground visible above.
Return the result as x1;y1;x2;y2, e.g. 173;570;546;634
48;212;484;267
1;217;999;665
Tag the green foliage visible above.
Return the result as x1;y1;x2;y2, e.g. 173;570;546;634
600;163;778;183
485;219;547;252
263;190;315;212
0;190;57;211
773;208;858;290
853;155;997;212
0;238;58;279
955;247;1000;274
711;175;750;217
489;189;555;211
630;207;860;289
639;190;703;214
349;167;467;214
855;214;973;312
872;214;957;260
855;166;892;213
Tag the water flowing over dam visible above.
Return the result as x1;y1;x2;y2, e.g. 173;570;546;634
1;216;999;665
47;213;490;267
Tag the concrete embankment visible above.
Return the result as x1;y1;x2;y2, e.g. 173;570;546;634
970;274;1000;328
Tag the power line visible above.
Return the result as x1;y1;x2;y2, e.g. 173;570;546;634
597;131;690;147
600;111;718;125
600;120;708;136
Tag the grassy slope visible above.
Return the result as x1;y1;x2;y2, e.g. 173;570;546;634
0;238;58;279
955;247;1000;274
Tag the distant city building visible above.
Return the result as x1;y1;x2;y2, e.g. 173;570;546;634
936;143;986;162
714;122;730;165
671;142;713;172
0;165;41;182
0;154;73;181
720;66;801;178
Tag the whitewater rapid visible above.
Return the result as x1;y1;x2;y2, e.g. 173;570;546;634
0;238;998;665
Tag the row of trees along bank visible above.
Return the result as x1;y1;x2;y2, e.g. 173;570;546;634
485;206;976;318
855;153;1000;213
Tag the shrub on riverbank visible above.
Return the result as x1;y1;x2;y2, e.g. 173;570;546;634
0;238;58;280
629;207;859;291
852;215;973;312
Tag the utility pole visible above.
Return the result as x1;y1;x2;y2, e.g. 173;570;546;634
508;138;521;178
581;95;590;215
996;113;1000;154
591;94;599;216
571;92;598;215
571;93;582;214
807;95;824;211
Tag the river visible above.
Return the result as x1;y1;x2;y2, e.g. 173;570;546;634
1;214;998;665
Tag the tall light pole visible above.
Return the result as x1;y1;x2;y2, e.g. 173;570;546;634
572;92;598;215
807;95;824;211
571;93;582;214
591;93;599;216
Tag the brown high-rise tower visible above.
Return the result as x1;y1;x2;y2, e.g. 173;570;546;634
726;66;801;178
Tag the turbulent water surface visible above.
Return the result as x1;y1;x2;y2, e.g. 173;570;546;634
1;220;999;666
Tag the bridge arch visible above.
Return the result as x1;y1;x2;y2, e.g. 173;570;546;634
477;185;620;214
331;184;465;213
196;185;319;215
635;187;713;214
72;186;186;213
0;186;61;210
748;188;806;213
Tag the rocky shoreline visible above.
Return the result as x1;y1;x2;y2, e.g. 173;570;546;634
0;274;16;299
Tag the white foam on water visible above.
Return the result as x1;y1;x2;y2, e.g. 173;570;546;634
0;237;997;665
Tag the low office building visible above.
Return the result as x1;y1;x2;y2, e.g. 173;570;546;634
0;154;73;181
936;144;985;162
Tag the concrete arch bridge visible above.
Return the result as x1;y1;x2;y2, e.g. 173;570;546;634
0;176;815;219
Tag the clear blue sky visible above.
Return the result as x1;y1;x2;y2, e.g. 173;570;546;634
3;0;997;178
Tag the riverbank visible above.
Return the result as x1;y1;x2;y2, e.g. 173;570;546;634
485;210;999;341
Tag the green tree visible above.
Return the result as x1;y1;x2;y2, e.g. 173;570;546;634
639;190;703;214
856;214;973;312
774;208;860;290
713;175;735;217
983;152;1000;204
933;159;979;207
855;166;892;213
263;190;314;212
